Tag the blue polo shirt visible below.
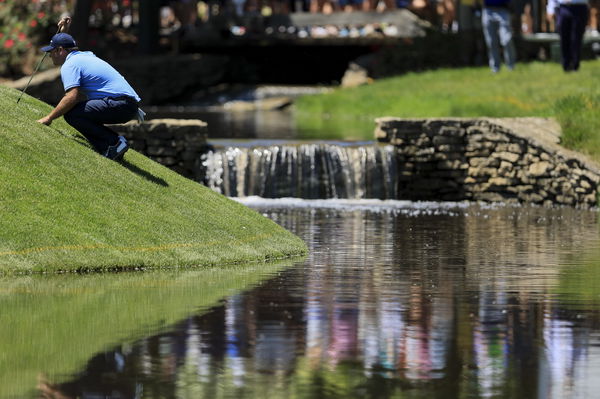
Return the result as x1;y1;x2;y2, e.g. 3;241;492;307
61;51;141;102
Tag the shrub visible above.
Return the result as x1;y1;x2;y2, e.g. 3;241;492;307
0;0;64;77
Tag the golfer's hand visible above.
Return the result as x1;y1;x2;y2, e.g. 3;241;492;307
58;17;72;33
37;116;53;126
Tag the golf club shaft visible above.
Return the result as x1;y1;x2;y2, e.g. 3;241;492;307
16;52;48;104
16;22;65;104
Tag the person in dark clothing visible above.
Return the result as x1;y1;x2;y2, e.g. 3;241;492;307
548;0;590;71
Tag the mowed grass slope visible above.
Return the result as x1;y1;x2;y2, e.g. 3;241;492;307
296;60;600;160
0;85;307;273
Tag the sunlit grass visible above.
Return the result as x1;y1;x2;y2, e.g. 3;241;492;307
295;60;600;162
0;85;307;273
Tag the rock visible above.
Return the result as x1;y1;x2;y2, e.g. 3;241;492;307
528;161;552;177
341;62;371;88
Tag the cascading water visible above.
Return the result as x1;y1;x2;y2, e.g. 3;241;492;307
200;141;399;199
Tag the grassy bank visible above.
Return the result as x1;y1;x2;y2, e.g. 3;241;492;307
295;60;600;161
0;85;307;273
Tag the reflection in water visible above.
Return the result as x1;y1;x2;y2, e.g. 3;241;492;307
32;202;600;398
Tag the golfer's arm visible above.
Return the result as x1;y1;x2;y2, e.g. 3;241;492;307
45;87;82;122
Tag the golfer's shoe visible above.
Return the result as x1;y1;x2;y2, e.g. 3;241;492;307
104;136;129;161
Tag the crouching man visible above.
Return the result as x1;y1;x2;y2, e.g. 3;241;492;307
37;18;140;161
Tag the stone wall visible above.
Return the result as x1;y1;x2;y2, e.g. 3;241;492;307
111;119;208;180
375;117;600;207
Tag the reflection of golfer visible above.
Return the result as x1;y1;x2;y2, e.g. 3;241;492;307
36;18;140;160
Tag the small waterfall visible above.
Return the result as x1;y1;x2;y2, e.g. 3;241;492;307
200;141;399;199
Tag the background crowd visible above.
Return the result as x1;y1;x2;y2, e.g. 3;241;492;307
1;0;598;79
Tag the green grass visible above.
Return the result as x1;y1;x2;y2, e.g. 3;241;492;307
295;60;600;161
0;259;298;398
0;85;307;273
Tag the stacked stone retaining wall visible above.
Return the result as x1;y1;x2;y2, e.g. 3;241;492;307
111;119;208;180
375;117;600;207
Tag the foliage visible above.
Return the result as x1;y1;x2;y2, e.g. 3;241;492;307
0;0;65;77
0;85;307;273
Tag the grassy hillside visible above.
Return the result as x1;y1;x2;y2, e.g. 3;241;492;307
0;85;307;273
295;60;600;160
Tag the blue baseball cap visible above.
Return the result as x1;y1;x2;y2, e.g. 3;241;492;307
41;33;77;52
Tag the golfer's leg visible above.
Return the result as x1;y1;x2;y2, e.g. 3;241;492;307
63;100;120;154
85;97;138;125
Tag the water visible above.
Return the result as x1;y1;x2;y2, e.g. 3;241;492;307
145;85;374;140
5;200;600;398
201;140;398;199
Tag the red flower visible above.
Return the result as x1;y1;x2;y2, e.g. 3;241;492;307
4;39;14;49
30;20;38;28
0;33;3;39
18;33;26;41
37;12;46;19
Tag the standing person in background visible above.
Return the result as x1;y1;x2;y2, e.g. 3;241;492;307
458;0;485;66
589;0;599;35
481;0;516;72
548;0;589;71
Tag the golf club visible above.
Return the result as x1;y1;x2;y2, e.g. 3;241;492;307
16;52;48;104
16;18;69;104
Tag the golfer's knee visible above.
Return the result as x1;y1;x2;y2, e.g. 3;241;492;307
63;111;85;130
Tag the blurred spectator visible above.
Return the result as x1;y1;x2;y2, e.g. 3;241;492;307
547;0;589;71
438;0;457;31
481;0;516;72
409;0;438;23
589;0;599;35
339;0;366;11
169;0;198;28
521;2;533;33
458;0;485;64
270;0;291;14
310;0;337;13
233;0;246;15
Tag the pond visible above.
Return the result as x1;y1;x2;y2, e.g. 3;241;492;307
146;84;375;140
3;199;600;398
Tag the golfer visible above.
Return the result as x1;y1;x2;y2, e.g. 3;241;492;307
37;18;140;160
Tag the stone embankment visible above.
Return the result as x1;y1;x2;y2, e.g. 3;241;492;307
111;119;208;180
375;117;600;207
